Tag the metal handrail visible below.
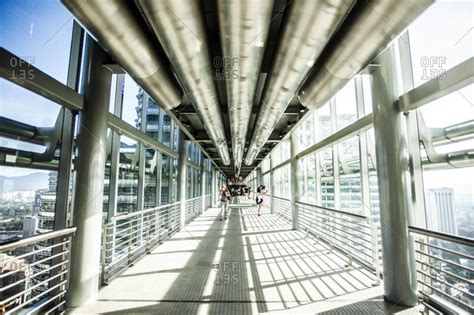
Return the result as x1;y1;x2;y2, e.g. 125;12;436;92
408;226;474;247
0;227;77;251
110;201;181;222
296;200;367;220
269;195;289;201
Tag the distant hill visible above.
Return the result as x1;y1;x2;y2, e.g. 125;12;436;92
0;173;49;193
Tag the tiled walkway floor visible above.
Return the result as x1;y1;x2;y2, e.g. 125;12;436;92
68;198;392;314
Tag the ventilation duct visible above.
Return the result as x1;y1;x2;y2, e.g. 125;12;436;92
217;0;274;171
138;0;230;165
244;0;353;165
298;0;434;109
61;0;182;110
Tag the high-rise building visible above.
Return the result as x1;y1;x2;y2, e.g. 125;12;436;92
426;188;458;235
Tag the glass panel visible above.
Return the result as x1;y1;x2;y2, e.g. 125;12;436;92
361;74;373;115
121;74;141;129
317;102;332;140
0;79;61;126
408;1;474;88
161;154;170;204
335;79;357;131
319;147;334;208
144;149;158;209
0;0;73;83
0;166;57;240
338;137;362;214
117;136;139;214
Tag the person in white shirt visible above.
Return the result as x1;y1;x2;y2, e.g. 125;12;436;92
219;185;230;220
255;185;267;216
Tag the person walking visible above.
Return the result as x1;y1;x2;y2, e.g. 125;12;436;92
256;185;267;216
219;185;230;220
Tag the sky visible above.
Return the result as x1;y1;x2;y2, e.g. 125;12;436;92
0;1;473;204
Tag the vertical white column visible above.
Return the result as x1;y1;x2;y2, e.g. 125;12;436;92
177;135;187;227
290;133;299;230
372;43;417;306
68;36;111;307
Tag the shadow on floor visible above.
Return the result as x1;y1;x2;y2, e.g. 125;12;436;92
69;206;382;314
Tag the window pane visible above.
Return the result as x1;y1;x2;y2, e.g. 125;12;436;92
338;137;362;214
318;102;332;140
161;155;170;204
0;79;61;126
0;166;57;240
408;1;474;88
117;136;139;213
319;147;334;208
145;149;158;209
121;74;141;129
0;0;73;83
335;79;357;131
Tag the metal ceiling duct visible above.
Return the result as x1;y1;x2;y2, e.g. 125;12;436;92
244;0;354;165
61;0;182;110
298;0;434;110
138;0;230;165
217;0;274;172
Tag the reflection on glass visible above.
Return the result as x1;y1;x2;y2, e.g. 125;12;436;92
0;0;73;83
335;79;357;131
117;136;139;214
144;149;158;209
338;137;362;214
0;79;61;126
0;166;57;239
408;1;474;88
319;147;334;208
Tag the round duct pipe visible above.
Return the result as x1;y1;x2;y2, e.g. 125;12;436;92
138;0;231;165
217;0;274;171
244;0;354;165
61;0;182;110
298;0;434;110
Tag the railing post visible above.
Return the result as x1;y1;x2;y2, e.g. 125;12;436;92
101;224;108;286
290;133;299;230
369;215;381;286
127;221;133;266
67;35;111;307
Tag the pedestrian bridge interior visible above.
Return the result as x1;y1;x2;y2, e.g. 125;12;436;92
0;0;473;314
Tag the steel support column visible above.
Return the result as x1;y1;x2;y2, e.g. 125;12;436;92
372;43;417;306
177;133;187;227
269;158;275;214
211;167;217;207
290;133;299;230
201;158;206;213
67;36;111;307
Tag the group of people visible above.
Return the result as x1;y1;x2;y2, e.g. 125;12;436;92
218;184;268;220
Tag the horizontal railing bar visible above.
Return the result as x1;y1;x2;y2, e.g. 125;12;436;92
415;259;472;284
0;249;68;279
109;201;181;222
0;227;76;251
6;279;68;314
1;240;70;264
417;281;474;311
298;208;371;230
296;200;367;220
409;226;474;247
309;216;373;238
417;269;474;298
414;250;474;272
1;269;67;304
414;239;474;260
